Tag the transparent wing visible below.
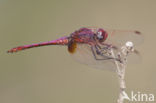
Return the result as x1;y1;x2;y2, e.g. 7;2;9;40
104;29;143;64
70;43;141;71
70;28;143;71
104;29;144;47
126;49;142;65
88;27;143;46
70;43;117;71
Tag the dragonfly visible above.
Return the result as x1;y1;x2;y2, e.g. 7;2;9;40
7;27;143;71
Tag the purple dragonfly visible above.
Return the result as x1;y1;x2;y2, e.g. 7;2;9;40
8;27;143;70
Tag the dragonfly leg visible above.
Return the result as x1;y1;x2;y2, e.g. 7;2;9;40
95;44;116;56
91;46;122;63
95;45;112;56
100;43;118;50
91;46;116;61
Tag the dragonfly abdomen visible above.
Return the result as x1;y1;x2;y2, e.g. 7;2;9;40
7;36;69;53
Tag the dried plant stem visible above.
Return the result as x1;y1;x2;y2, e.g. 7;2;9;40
116;61;129;103
110;47;130;103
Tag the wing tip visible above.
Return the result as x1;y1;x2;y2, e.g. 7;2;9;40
134;30;142;35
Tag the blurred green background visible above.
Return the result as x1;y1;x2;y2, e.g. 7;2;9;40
0;0;155;103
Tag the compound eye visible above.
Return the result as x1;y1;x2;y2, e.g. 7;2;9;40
96;29;108;42
97;31;103;40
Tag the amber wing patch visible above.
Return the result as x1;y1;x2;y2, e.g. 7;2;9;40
68;41;77;54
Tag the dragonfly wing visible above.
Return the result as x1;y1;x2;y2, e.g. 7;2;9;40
104;29;144;47
69;43;117;71
125;49;142;65
69;28;143;71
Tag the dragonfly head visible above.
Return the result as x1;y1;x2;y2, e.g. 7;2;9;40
95;28;108;42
